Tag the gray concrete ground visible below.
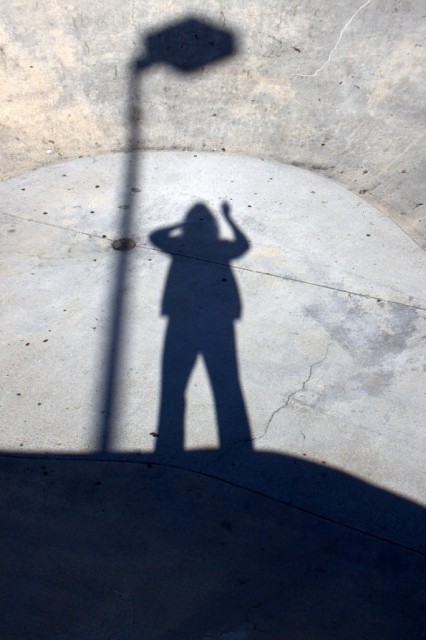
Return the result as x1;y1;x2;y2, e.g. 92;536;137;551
0;151;425;638
1;3;425;637
1;1;425;247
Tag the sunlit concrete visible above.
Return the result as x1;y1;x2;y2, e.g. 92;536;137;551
1;151;425;504
1;1;425;247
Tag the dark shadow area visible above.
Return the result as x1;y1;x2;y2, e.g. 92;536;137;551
1;16;425;640
150;201;251;451
1;452;425;640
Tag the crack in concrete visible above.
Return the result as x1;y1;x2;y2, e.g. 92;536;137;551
293;0;371;78
130;0;137;31
200;343;331;473
264;33;283;46
256;343;331;442
373;132;426;181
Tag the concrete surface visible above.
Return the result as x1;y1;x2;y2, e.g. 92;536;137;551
1;1;425;247
1;455;425;640
1;4;425;636
1;151;425;485
1;146;426;640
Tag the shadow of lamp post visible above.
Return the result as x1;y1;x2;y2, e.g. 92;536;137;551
99;18;237;453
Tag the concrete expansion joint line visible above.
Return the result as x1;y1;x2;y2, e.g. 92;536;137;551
293;0;372;78
7;452;425;557
147;245;426;312
258;343;331;441
3;211;425;312
0;210;99;241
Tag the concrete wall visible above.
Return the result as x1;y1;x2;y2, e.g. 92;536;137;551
1;0;425;246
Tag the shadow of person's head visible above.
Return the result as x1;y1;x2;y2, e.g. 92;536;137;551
183;203;219;240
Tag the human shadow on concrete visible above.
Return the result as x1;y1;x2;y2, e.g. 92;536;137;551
150;201;251;452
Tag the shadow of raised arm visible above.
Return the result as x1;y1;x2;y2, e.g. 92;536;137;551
149;223;184;254
220;200;250;260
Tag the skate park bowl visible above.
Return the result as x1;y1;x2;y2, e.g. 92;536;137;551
1;5;425;639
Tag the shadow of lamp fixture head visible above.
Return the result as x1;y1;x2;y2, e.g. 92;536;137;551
134;17;236;72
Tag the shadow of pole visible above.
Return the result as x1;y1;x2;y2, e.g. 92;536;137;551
98;18;237;452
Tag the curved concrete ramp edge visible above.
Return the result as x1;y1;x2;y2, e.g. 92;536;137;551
1;151;425;541
2;2;425;249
